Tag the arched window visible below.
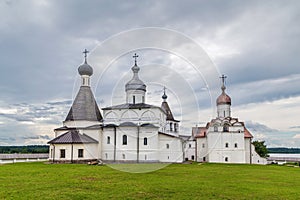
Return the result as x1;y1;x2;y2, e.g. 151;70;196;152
214;126;218;132
107;136;110;144
142;96;145;103
170;123;173;131
166;144;169;149
133;96;136;104
234;143;238;148
225;157;228;162
225;143;229;148
122;135;127;145
223;125;229;132
144;137;147;145
122;154;125;159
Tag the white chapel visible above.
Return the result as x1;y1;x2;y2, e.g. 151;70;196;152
48;51;184;163
194;75;267;164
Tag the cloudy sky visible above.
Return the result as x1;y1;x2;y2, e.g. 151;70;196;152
0;0;300;147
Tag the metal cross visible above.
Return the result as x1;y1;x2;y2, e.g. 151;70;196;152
133;53;139;65
220;74;227;85
83;49;89;63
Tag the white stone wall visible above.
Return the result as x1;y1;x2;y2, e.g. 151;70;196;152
217;104;231;118
103;107;166;132
244;138;252;164
49;143;98;162
251;144;268;164
102;126;160;162
126;90;145;104
63;120;101;128
158;134;183;163
184;140;196;161
196;137;208;162
206;131;246;163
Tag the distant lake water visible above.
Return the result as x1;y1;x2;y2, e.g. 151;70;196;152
269;153;300;158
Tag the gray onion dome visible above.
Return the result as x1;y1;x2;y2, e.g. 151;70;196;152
78;62;93;76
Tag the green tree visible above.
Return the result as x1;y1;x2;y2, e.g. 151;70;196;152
252;140;268;158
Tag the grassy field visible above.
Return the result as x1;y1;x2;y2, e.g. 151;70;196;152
0;162;299;199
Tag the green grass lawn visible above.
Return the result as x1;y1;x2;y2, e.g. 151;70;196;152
0;162;299;199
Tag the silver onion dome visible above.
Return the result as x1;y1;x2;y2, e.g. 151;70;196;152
125;63;146;92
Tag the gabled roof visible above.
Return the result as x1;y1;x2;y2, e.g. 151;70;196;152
161;101;180;122
65;86;102;122
244;128;253;138
48;130;98;144
102;103;162;110
193;127;207;138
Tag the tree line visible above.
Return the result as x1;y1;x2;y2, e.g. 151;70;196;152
0;145;49;154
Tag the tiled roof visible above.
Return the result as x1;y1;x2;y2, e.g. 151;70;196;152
65;86;102;122
161;101;180;122
48;130;98;144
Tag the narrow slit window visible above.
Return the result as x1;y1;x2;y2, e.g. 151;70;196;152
122;135;127;145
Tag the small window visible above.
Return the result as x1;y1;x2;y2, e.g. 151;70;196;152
78;149;84;158
105;153;108;159
133;96;136;104
202;143;205;148
189;144;192;148
203;157;206;162
234;143;238;148
166;144;169;149
223;125;229;132
225;143;229;148
122;154;125;159
107;136;110;144
144;137;147;145
170;123;173;131
145;155;147;160
224;111;226;117
214;126;218;132
122;135;127;145
60;149;65;158
225;157;228;162
191;155;195;160
142;96;145;103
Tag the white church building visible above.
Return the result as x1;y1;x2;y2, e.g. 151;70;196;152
194;75;267;164
48;51;184;163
